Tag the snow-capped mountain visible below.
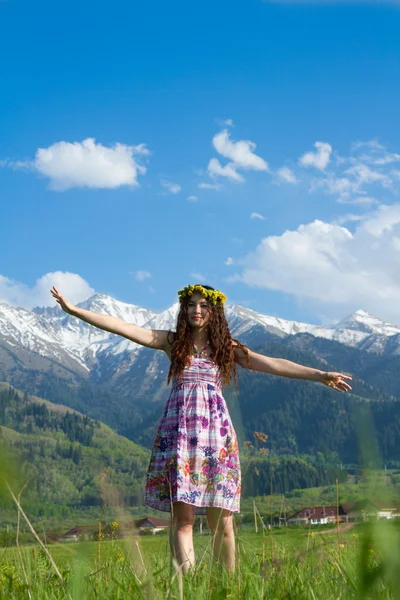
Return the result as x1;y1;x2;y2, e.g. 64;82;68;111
0;294;157;374
333;309;400;337
228;306;400;349
1;294;400;389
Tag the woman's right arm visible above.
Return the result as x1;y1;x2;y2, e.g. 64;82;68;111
50;287;170;351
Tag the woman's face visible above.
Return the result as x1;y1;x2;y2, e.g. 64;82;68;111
186;293;211;329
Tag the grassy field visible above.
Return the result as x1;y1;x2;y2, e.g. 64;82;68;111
1;521;400;599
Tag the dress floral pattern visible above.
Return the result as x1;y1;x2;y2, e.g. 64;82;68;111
144;357;241;514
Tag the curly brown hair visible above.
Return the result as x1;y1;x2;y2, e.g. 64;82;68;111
167;285;249;388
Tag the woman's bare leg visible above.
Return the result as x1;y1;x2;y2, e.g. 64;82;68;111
206;507;235;572
170;502;195;573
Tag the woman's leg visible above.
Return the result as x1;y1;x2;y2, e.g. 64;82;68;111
206;507;235;572
170;502;195;573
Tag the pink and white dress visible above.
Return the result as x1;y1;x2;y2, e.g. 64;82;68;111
144;356;241;514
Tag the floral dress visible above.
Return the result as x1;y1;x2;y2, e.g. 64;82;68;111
144;356;241;514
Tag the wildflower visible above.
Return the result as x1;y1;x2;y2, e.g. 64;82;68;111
308;532;316;538
254;432;268;443
259;447;269;456
244;441;253;449
254;466;260;476
117;552;125;564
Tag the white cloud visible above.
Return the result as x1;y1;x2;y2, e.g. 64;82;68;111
213;130;268;172
0;271;94;309
190;272;207;281
198;182;222;191
208;158;244;182
359;153;400;166
230;204;400;323
160;179;182;194
299;142;332;171
309;145;396;204
187;195;198;202
0;158;33;170
339;196;379;206
16;138;150;190
332;213;365;226
250;212;266;220
351;140;385;152
133;270;152;282
203;129;269;186
344;163;392;189
225;257;234;266
276;166;299;184
310;175;353;200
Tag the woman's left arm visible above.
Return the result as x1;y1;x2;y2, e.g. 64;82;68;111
235;348;352;393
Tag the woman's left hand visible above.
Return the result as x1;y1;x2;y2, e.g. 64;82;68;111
320;372;352;393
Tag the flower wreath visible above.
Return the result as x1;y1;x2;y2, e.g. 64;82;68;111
177;284;227;305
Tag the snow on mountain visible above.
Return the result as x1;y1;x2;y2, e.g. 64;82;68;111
1;294;157;372
143;303;180;331
2;294;400;383
333;309;400;337
227;305;370;346
78;293;155;327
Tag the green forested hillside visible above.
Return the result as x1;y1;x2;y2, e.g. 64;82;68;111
232;337;400;466
0;383;150;523
3;328;400;511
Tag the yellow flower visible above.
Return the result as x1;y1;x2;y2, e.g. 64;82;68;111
177;284;227;305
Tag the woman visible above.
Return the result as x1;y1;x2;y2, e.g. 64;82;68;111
50;283;351;572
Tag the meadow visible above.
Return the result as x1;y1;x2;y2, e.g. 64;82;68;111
1;520;400;599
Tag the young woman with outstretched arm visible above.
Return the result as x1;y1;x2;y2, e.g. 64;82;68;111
51;284;351;572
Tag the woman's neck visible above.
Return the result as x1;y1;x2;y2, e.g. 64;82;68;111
191;332;209;348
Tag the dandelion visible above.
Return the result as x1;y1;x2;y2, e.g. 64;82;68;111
116;552;125;564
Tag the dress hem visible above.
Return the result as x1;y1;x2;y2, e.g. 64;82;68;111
144;499;240;515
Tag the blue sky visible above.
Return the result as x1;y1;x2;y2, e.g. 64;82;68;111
1;0;400;325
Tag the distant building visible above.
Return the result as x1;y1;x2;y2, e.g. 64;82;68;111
60;526;94;542
287;506;347;525
288;500;400;525
133;517;170;534
342;500;400;521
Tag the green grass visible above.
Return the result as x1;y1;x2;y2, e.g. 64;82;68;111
1;522;400;599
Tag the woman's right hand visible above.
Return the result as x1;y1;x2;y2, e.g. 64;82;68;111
50;286;76;315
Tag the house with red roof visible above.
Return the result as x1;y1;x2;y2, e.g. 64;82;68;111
287;505;348;525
